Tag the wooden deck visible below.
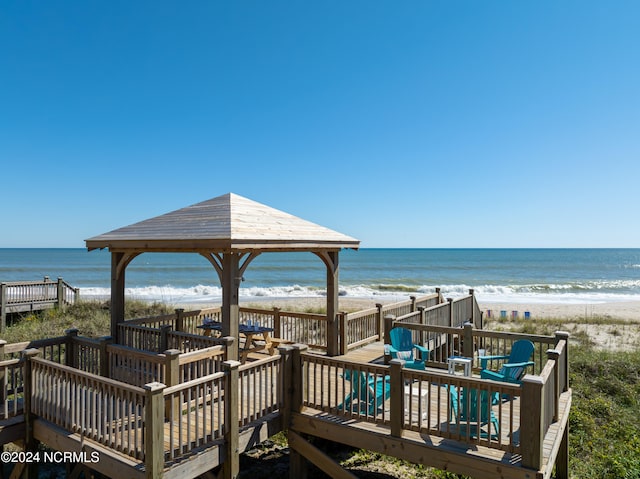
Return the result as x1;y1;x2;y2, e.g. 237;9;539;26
297;341;570;479
0;278;79;331
0;298;570;479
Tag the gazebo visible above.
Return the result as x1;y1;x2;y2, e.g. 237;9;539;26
85;193;360;359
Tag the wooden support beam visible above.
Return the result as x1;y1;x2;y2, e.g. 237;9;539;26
290;412;537;479
144;382;166;479
222;360;241;479
288;431;358;479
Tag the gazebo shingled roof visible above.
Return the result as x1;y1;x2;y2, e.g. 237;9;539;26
85;193;360;358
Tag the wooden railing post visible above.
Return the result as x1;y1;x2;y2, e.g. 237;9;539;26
290;344;308;413
289;344;309;479
0;340;5;403
98;336;113;378
389;359;404;437
555;331;570;392
65;328;79;368
375;303;383;340
278;345;294;428
56;277;64;309
174;308;184;332
159;325;171;353
338;312;347;355
22;348;40;478
144;381;166;479
222;360;241;479
447;297;454;326
520;375;545;471
462;322;474;358
273;307;281;338
417;306;426;345
547;349;561;422
1;282;7;332
410;295;417;312
164;349;181;420
469;289;476;324
383;315;395;365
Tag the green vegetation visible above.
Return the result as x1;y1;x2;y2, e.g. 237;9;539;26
3;304;639;478
2;300;172;343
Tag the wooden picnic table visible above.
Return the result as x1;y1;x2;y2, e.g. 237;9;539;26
198;322;287;361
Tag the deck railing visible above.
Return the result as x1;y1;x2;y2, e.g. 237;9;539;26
163;370;226;461
0;277;79;331
238;354;284;427
0;357;24;419
29;354;148;461
8;325;569;478
386;319;562;376
297;336;569;459
115;292;451;355
118;322;228;353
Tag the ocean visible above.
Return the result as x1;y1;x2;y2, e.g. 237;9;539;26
1;248;640;305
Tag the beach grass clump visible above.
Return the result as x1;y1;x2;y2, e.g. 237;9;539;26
2;299;172;343
569;347;640;479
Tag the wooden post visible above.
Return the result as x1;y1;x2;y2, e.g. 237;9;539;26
383;315;395;365
163;349;180;387
417;306;425;345
57;277;64;309
290;344;308;413
520;375;545;470
273;307;281;338
325;252;340;357
435;287;442;302
144;382;166;479
22;348;41;479
278;345;294;428
111;252;127;343
389;359;404;437
163;349;181;420
555;331;570;392
547;349;561;422
98;336;113;378
0;340;6;403
222;360;241;479
375;303;383;340
219;336;235;362
221;253;241;362
159;325;171;353
410;295;416;312
469;289;475;324
174;308;184;333
289;344;309;479
1;282;7;332
338;312;347;355
65;328;79;368
462;322;474;358
447;297;454;327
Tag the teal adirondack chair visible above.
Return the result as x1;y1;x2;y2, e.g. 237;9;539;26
387;327;429;370
479;339;535;384
339;369;390;415
449;386;500;439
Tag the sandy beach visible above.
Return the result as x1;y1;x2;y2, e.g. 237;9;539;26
479;300;640;321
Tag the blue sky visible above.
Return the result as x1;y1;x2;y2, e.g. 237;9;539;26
2;1;639;248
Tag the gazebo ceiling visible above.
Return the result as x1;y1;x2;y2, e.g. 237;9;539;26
85;192;360;253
